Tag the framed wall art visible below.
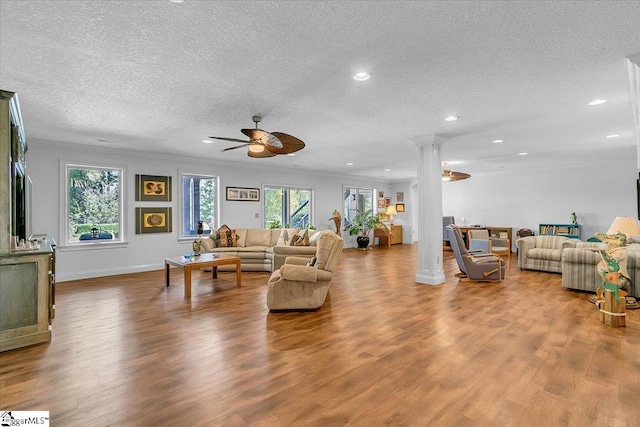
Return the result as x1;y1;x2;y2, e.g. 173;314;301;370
396;192;404;202
135;207;172;234
135;174;172;202
396;203;405;212
377;199;386;209
226;187;260;201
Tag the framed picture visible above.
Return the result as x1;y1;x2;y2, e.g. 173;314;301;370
397;192;404;202
385;197;391;207
377;199;386;209
396;203;405;212
135;174;172;202
135;207;172;234
226;187;260;201
378;191;384;198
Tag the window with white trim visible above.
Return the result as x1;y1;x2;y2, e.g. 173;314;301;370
343;187;374;224
64;164;123;244
264;186;312;228
180;173;219;238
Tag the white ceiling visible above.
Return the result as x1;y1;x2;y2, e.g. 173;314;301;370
1;0;639;181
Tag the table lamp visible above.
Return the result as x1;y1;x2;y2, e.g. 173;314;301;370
386;205;397;224
606;216;640;237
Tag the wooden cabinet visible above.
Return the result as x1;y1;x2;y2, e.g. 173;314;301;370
375;224;403;247
0;90;55;352
0;243;55;352
539;223;581;239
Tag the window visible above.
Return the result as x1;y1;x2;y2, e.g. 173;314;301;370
343;187;374;224
264;186;312;228
180;173;219;238
65;164;123;244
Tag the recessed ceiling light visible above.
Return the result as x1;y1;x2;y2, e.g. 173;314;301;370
169;0;184;3
606;134;620;138
444;116;459;121
353;72;370;81
384;168;391;172
588;99;607;106
287;153;295;156
518;152;528;156
492;139;503;143
202;139;213;144
346;162;354;166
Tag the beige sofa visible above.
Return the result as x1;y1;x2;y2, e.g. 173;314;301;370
561;242;640;297
516;235;578;273
194;227;320;272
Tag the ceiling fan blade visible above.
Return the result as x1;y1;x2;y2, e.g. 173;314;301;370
266;132;305;154
221;144;250;152
241;128;283;149
247;148;277;158
208;136;250;144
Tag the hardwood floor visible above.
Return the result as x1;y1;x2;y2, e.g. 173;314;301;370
1;244;639;426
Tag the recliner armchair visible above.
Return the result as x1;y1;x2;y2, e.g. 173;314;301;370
267;230;344;310
445;224;506;281
468;228;510;259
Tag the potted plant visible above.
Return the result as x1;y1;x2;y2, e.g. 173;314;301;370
344;208;388;249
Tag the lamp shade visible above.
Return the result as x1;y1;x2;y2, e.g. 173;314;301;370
386;205;397;216
606;216;640;237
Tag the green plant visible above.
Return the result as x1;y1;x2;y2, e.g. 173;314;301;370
267;220;282;229
344;209;388;237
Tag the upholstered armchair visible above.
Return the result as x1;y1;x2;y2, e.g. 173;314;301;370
267;230;344;310
445;225;506;281
468;229;510;259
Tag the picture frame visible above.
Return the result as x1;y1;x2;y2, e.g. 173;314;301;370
377;199;386;209
378;191;384;198
135;207;172;234
396;203;405;212
226;186;260;201
135;174;172;202
385;197;391;207
397;192;404;202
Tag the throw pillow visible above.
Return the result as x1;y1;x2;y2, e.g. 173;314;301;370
277;228;298;246
308;230;321;246
293;229;309;246
217;224;238;247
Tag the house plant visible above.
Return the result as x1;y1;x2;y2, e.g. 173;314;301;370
344;208;388;249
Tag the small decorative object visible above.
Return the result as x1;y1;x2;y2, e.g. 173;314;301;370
330;210;342;236
192;238;205;255
91;226;100;239
570;212;577;224
197;221;204;235
135;207;173;234
135;174;172;202
226;186;260;201
283;229;290;246
593;231;631;327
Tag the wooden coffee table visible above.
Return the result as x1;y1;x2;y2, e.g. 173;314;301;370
165;253;241;297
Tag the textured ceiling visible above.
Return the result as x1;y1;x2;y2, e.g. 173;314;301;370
1;0;639;181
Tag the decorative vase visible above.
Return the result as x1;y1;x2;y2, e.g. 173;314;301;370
356;235;370;249
197;221;204;235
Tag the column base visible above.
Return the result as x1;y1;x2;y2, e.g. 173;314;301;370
415;270;445;285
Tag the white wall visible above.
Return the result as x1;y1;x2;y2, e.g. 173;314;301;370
440;160;638;245
27;141;389;282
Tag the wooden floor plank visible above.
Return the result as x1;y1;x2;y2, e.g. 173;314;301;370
1;244;639;426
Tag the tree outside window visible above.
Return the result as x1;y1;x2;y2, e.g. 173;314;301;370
66;165;122;243
343;187;374;225
264;186;312;228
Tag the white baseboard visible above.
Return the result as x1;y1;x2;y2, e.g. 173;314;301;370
56;263;163;282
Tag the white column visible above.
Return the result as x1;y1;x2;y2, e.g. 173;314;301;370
413;135;446;285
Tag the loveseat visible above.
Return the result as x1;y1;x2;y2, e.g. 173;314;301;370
561;242;640;297
516;235;578;273
193;226;320;272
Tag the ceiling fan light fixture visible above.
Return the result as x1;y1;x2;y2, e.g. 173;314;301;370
249;144;265;153
442;162;470;181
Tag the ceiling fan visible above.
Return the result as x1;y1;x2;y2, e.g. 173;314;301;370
208;116;305;158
